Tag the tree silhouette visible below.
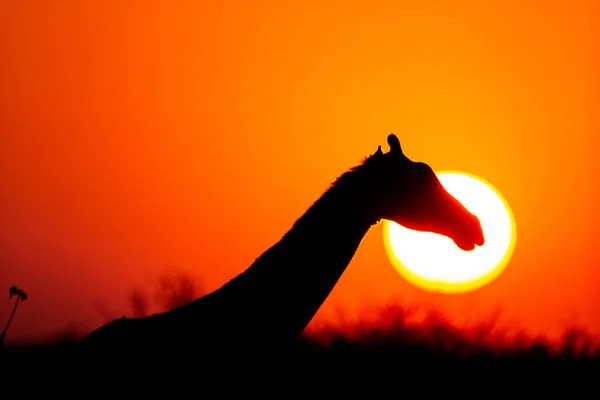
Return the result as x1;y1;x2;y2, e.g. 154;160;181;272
1;285;28;350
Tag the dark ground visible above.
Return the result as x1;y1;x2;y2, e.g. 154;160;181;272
2;312;598;393
2;275;598;391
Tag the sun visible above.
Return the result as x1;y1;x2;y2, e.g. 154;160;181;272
383;171;516;294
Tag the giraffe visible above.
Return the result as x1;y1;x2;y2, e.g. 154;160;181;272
78;134;484;362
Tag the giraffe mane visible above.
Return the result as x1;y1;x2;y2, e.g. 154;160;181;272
292;149;384;227
329;149;383;190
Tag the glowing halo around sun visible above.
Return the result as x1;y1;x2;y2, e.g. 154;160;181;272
383;171;516;294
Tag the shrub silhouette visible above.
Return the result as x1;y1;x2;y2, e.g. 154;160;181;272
129;288;149;319
127;270;202;318
153;271;199;311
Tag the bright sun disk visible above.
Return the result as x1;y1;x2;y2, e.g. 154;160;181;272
383;171;516;294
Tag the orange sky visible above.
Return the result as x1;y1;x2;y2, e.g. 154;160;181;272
1;0;598;345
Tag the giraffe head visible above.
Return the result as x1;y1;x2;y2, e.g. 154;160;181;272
367;134;484;251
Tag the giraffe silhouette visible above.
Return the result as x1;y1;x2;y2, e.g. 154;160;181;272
79;134;484;362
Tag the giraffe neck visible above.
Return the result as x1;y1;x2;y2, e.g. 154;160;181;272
79;158;389;356
161;167;381;349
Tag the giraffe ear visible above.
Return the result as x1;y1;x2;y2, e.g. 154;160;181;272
387;134;403;155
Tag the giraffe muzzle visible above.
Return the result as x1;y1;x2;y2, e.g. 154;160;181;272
452;214;484;251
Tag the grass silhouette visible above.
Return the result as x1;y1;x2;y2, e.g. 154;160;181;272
302;303;599;361
2;304;597;390
2;273;598;390
0;286;28;350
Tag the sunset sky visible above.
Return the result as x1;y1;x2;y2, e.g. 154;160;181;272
1;0;598;345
